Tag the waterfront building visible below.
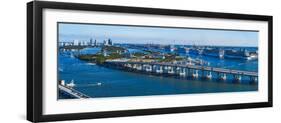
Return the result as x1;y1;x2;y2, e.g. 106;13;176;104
103;38;113;46
108;38;113;45
59;42;64;47
81;41;85;46
89;38;93;46
83;41;88;46
66;42;73;46
89;38;98;46
94;40;97;46
73;40;80;46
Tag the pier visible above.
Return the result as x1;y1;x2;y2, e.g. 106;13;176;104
102;61;258;82
58;85;91;99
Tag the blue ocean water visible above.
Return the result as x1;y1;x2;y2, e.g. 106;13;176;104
58;47;258;99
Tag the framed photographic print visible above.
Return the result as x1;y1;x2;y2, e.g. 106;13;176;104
27;1;273;122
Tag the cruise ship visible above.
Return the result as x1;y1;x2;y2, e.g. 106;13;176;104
188;46;258;60
202;48;224;59
224;49;258;60
188;48;203;55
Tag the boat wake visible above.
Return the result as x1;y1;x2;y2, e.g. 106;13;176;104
59;68;63;72
75;82;102;87
86;63;96;65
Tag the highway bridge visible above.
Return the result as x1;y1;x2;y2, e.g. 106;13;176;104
58;85;91;99
102;61;258;82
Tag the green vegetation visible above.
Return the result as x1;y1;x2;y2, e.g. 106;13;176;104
175;56;184;61
158;55;183;62
143;50;160;54
102;46;125;52
158;58;174;62
77;46;126;64
77;52;123;64
95;55;106;64
77;45;185;64
132;52;146;57
78;54;106;64
77;54;96;61
107;53;122;59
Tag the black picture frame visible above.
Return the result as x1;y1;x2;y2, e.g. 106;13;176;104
27;1;273;122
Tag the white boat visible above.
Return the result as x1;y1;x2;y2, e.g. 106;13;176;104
66;80;76;88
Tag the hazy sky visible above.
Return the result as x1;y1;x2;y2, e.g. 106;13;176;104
58;23;258;47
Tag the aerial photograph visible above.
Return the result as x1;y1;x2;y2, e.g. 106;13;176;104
57;22;259;99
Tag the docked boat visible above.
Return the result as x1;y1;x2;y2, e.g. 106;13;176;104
66;80;76;88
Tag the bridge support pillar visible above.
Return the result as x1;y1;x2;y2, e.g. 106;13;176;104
179;67;186;76
133;64;137;69
168;66;175;74
156;65;163;74
206;71;212;79
250;76;258;83
136;64;142;71
141;64;146;71
233;74;242;82
163;66;168;74
145;65;152;72
219;73;227;80
152;65;157;73
192;70;199;78
176;67;181;75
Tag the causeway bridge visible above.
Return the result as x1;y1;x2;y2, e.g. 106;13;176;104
103;61;258;82
58;85;91;99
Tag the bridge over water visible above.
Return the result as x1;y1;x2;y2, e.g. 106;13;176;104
58;85;91;99
103;61;258;83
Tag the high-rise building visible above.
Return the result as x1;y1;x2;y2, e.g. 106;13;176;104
103;38;113;46
90;38;93;46
94;40;97;46
108;38;112;45
103;40;108;46
73;40;79;46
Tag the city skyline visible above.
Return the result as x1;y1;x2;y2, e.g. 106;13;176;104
58;23;259;47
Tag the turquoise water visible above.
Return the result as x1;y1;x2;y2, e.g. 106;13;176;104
58;48;258;99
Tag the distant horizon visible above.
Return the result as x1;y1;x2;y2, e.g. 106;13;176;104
58;23;259;47
58;40;258;48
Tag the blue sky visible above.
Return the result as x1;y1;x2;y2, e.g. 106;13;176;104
58;23;258;47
